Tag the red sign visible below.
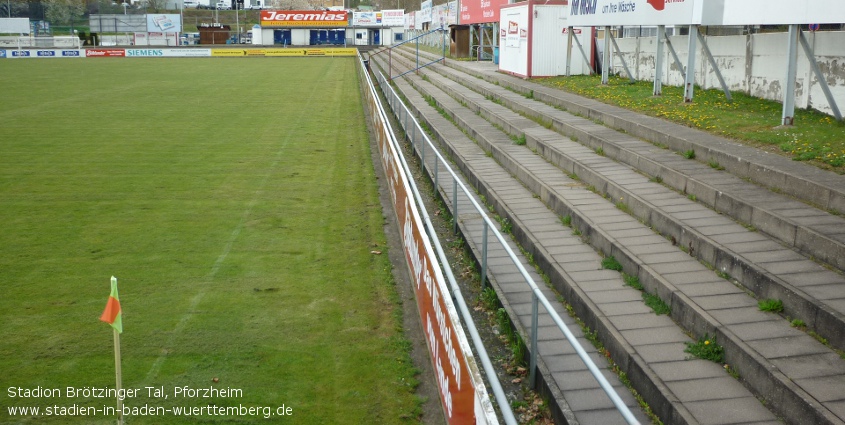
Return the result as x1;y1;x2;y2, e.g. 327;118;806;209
460;0;509;24
364;80;480;424
259;10;347;27
86;49;125;57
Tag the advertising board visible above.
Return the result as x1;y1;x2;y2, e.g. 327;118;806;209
460;0;509;25
353;11;381;26
86;49;126;57
420;0;433;23
567;0;699;26
0;18;30;34
125;49;212;57
260;10;348;27
146;14;182;33
1;49;81;58
383;9;406;27
718;0;845;25
567;0;845;27
369;83;488;425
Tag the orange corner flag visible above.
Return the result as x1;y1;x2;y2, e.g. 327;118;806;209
100;276;122;334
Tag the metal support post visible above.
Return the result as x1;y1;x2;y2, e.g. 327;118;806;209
601;26;611;85
434;158;439;197
452;179;459;234
665;30;686;82
529;292;539;388
798;29;841;121
566;28;574;77
782;24;799;125
654;25;665;96
684;25;698;103
572;29;593;75
481;222;488;289
420;131;426;173
697;30;732;101
609;30;635;82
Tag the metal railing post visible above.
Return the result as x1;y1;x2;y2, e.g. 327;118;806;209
530;292;539;388
420;129;426;173
434;157;439;199
481;221;488;289
452;178;458;234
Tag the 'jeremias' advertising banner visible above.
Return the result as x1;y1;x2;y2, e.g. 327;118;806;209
460;0;509;24
260;10;348;27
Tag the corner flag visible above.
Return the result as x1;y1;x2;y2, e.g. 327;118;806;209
100;276;122;334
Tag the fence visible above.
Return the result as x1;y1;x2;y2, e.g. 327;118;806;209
369;49;640;424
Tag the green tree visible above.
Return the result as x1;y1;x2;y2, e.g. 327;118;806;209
44;0;84;26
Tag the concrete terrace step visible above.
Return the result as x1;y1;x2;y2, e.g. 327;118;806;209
407;50;845;220
371;52;845;425
389;48;845;356
370;55;650;425
425;52;845;266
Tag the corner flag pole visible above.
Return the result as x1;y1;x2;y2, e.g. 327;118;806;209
99;276;124;425
113;325;124;425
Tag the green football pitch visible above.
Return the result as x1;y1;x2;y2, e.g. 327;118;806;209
0;58;421;424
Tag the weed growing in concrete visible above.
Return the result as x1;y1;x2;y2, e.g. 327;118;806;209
480;287;499;311
601;256;623;271
688;194;697;201
623;273;644;291
709;158;725;170
515;134;527;146
758;299;784;313
650;175;664;184
790;319;806;329
596;146;605;156
683;149;696;159
684;334;725;363
498;217;513;234
644;293;671;315
561;215;572;227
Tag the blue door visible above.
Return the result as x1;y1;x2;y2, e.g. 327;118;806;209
319;30;328;44
274;29;291;45
372;29;380;45
336;29;346;45
309;30;319;45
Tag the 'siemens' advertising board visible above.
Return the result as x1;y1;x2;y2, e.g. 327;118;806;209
260;10;348;27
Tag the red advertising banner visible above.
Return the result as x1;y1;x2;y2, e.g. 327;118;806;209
86;49;125;57
363;71;488;424
460;0;509;24
259;10;348;27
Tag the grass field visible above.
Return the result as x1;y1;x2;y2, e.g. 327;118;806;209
0;58;421;423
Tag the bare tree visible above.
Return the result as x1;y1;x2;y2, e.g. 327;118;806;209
44;0;85;25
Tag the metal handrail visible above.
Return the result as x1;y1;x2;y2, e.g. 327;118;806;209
371;57;641;425
367;28;447;82
359;54;515;425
